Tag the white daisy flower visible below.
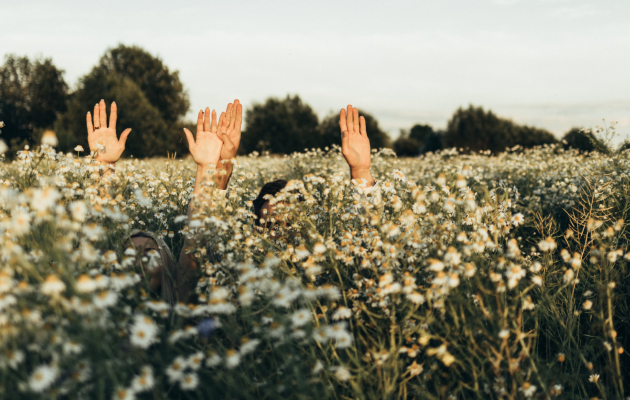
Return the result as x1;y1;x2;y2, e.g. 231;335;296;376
180;373;199;390
332;306;353;320
41;274;66;297
334;366;351;381
28;364;58;393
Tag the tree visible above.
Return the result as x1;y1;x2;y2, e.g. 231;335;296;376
393;136;421;157
423;130;444;153
0;55;68;151
513;125;558;149
409;124;443;153
393;124;443;157
319;110;390;151
240;95;319;155
98;45;189;124
443;106;509;153
408;124;434;144
562;127;606;153
57;45;190;157
443;105;556;153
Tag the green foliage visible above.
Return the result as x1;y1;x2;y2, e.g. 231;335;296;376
100;44;190;124
56;45;190;157
443;105;557;153
240;97;391;155
0;55;68;151
394;124;444;157
393;136;421;157
408;124;434;143
240;95;320;154
562;127;607;153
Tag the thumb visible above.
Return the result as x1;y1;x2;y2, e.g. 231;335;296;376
219;132;236;158
183;128;195;147
219;132;235;150
119;128;132;148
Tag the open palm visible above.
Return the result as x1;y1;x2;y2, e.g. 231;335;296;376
217;100;243;160
86;100;131;164
184;108;223;167
340;105;371;171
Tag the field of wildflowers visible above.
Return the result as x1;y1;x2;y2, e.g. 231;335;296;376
0;138;629;399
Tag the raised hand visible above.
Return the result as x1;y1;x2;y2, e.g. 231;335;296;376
217;99;243;160
184;108;224;167
340;105;375;186
86;100;132;164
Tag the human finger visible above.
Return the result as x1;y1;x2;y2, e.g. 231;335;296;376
86;111;94;136
235;103;243;131
339;109;349;146
225;103;234;129
339;109;346;133
119;128;132;148
99;100;107;129
211;109;217;132
93;103;100;129
204;108;211;132
353;108;360;134
346;105;354;133
360;116;367;136
231;101;239;128
109;101;118;130
183;128;195;147
219;131;234;151
218;112;226;132
196;110;203;134
219;134;235;160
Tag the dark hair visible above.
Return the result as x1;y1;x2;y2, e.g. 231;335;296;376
253;180;288;224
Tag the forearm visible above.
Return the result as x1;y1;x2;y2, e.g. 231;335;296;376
215;159;234;190
178;165;208;302
192;160;233;195
177;160;232;302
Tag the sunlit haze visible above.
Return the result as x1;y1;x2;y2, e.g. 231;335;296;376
3;0;629;140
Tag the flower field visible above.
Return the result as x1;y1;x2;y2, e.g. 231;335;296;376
1;142;629;399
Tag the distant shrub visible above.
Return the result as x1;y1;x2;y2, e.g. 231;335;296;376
393;136;421;157
562;127;607;153
443;105;557;153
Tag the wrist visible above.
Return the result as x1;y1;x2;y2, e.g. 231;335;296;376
194;164;211;195
350;167;375;187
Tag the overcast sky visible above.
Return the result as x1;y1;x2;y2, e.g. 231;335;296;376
2;0;629;140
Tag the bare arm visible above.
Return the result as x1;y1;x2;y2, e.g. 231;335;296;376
176;101;242;302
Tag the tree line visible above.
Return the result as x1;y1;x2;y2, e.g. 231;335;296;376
0;45;608;158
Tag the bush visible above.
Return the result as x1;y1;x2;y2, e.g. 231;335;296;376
393;136;421;157
562;127;607;153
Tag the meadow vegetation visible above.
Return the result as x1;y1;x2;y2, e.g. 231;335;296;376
0;129;629;399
